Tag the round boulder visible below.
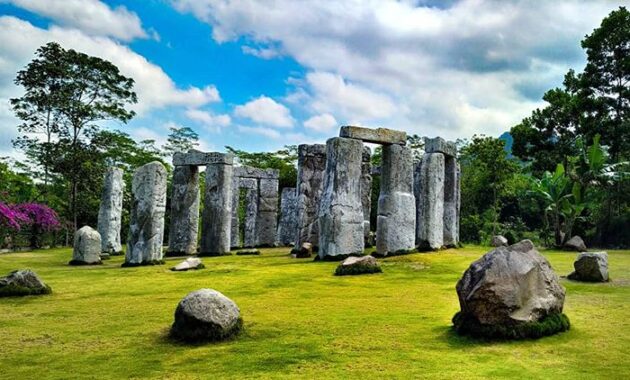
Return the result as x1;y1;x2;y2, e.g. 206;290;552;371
454;240;569;339
70;226;102;265
568;252;609;282
335;255;382;276
0;269;52;297
170;289;242;343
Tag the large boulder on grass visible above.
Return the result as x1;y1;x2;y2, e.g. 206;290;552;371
335;255;382;276
564;236;587;252
70;226;102;265
170;289;242;343
0;269;52;297
454;240;569;339
568;252;609;282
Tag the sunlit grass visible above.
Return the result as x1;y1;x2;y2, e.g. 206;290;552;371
0;245;628;379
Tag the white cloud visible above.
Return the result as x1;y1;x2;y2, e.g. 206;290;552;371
303;113;337;133
241;45;281;59
4;0;150;41
173;0;619;139
234;96;294;128
236;125;318;148
185;108;231;131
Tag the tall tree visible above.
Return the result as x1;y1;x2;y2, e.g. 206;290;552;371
163;126;199;156
11;42;137;230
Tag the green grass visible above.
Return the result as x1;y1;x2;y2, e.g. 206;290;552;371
0;246;629;379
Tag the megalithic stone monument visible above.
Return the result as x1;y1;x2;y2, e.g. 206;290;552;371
200;156;234;256
294;144;327;252
97;167;124;258
167;165;200;256
277;187;297;246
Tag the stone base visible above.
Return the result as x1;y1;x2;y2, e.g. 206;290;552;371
197;252;232;257
452;311;570;340
68;260;103;266
371;247;417;258
121;260;165;267
99;254;111;260
0;283;52;297
314;252;364;262
164;251;194;257
170;317;243;343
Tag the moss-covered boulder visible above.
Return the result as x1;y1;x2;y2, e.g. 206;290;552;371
335;255;382;276
0;269;52;297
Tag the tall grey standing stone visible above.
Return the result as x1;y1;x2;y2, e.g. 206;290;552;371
294;144;327;252
361;146;373;245
125;162;167;266
256;177;279;246
416;153;445;250
97;167;124;256
230;175;241;248
70;226;102;265
376;144;416;255
200;161;233;256
413;158;423;246
318;137;364;259
167;165;200;255
277;187;297;246
443;156;459;247
240;178;259;248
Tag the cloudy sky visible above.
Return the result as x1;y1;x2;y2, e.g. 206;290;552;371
0;0;624;157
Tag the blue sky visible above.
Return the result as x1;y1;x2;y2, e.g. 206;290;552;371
0;0;624;157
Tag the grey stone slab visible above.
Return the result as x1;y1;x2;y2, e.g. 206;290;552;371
361;146;373;244
443;156;459;247
97;167;124;255
277;187;297;246
416;153;445;250
234;166;279;179
318;137;364;259
200;163;233;255
376;144;416;255
167;165;200;255
339;125;406;145
424;136;457;157
173;150;234;166
294;144;327;250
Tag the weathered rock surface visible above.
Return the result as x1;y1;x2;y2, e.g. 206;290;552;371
0;269;51;296
172;150;233;166
70;226;102;265
293;242;313;258
170;289;242;342
568;252;609;282
456;240;566;327
564;236;587;252
335;255;382;276
234;166;278;179
491;235;508;247
200;162;233;256
424;136;457;157
167;165;200;255
294;144;327;251
443;156;459;247
339;125;406;145
376;144;416;255
97;167;124;256
231;177;258;248
126;162;167;266
318;137;364;259
360;146;373;246
277;187;297;246
416;153;445;250
256;177;279;247
171;257;204;271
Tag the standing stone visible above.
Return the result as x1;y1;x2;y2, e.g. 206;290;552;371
97;167;124;257
167;165;200;256
256;177;279;247
230;176;241;248
443;156;459;247
200;161;233;256
413;158;423;247
318;137;364;259
125;162;167;266
277;187;297;246
240;178;258;248
376;144;416;255
294;144;327;252
70;226;102;265
416;153;445;250
360;146;373;246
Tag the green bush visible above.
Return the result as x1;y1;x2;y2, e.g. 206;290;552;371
334;263;382;276
0;283;52;297
452;311;570;340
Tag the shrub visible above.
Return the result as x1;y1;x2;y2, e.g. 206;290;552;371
452;311;570;340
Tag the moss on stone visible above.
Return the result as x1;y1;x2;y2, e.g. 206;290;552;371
334;263;382;276
197;252;233;257
314;252;364;262
452;311;570;340
371;248;418;258
169;317;243;344
121;259;165;267
68;260;103;266
0;283;52;297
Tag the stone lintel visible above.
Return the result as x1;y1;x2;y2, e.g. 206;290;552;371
234;166;279;179
424;137;457;157
173;150;234;166
339;126;406;145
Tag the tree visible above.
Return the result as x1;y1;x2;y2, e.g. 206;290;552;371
11;42;137;230
163;126;199;156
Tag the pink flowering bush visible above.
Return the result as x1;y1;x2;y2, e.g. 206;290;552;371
12;203;61;231
0;202;28;230
0;202;60;248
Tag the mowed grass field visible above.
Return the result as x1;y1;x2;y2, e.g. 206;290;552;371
0;246;629;379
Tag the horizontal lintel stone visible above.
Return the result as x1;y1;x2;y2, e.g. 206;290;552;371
424;137;457;157
339;126;406;145
234;166;280;179
173;150;233;166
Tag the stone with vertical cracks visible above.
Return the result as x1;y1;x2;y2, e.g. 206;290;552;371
256;178;278;247
71;226;102;265
200;162;233;256
416;153;445;250
125;162;167;265
361;146;372;245
97;167;124;256
443;156;459;247
295;144;326;251
318;137;364;259
376;144;415;255
167;165;200;255
277;187;297;246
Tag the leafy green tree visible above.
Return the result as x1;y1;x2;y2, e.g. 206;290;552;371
163;126;199;156
11;42;137;230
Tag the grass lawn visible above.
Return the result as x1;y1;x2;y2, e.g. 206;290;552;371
0;245;629;379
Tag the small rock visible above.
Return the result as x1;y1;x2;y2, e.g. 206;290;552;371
491;235;508;247
171;257;204;272
236;249;260;256
0;269;52;297
170;289;242;342
568;252;609;282
335;255;382;276
293;242;313;258
70;226;102;265
564;236;587;252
